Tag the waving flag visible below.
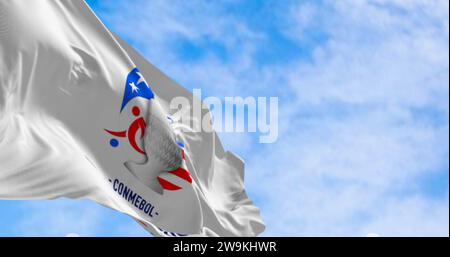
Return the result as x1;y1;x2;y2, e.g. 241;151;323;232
0;0;264;236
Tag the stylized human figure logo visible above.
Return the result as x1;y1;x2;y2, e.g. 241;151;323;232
105;106;146;154
105;68;153;154
105;68;192;192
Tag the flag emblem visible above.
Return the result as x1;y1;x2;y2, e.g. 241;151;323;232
104;68;152;154
105;68;192;191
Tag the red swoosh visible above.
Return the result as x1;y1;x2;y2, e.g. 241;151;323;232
157;177;182;191
169;167;192;183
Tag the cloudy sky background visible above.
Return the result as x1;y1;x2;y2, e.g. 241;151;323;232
0;0;448;236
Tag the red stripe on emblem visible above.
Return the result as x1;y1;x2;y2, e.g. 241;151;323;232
169;167;192;183
157;177;182;191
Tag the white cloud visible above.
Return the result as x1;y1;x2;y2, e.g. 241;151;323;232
362;194;449;236
244;0;449;236
14;199;149;237
283;1;449;109
66;233;80;237
94;0;265;96
15;200;101;236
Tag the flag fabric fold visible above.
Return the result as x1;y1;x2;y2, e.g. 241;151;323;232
0;0;264;237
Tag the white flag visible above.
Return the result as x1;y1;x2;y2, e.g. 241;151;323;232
0;0;264;236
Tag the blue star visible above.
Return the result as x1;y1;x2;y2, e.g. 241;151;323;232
120;68;154;112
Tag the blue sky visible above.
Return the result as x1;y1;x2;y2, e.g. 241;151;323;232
0;0;448;236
